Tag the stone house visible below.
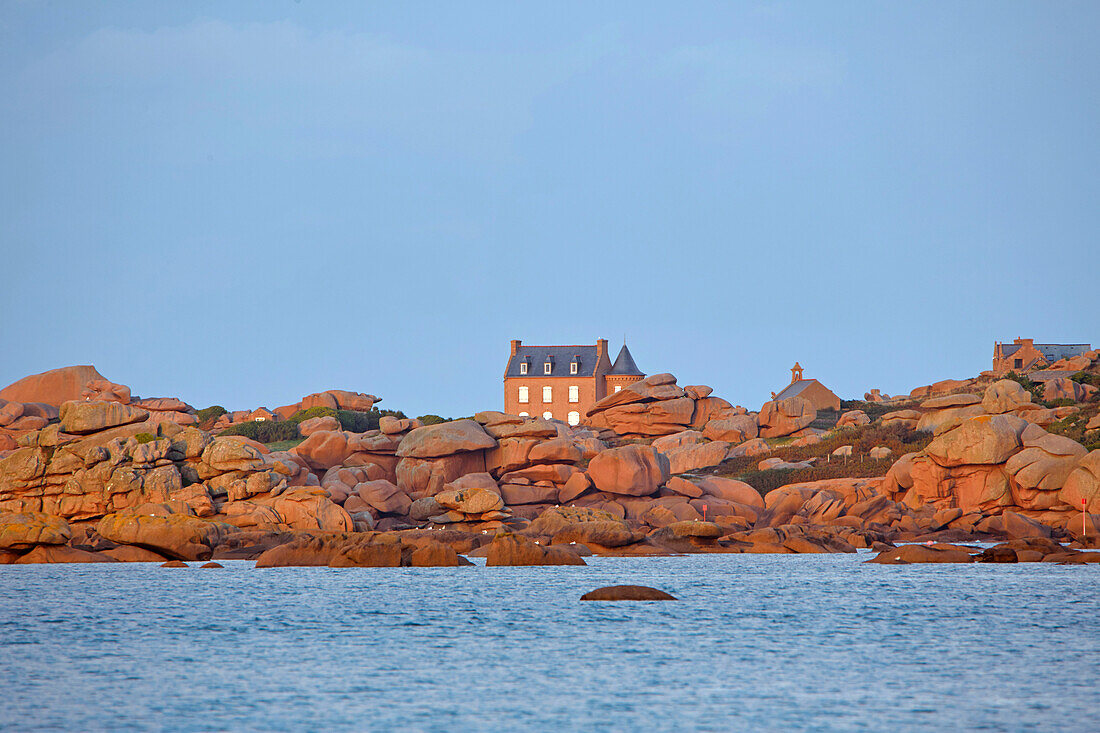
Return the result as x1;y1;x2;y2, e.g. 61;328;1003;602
503;339;645;425
992;339;1092;376
770;363;841;412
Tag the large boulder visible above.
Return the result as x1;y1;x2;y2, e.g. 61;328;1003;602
16;545;117;564
925;415;1028;467
485;533;586;566
836;410;870;428
757;397;815;438
0;365;111;406
982;380;1033;414
301;390;379;413
96;512;231;560
355;480;413;514
916;405;986;434
59;400;149;434
1061;450;1100;512
396;419;497;459
702;415;758;443
662;441;731;474
592;397;695;437
475;412;558;440
0;511;72;550
695;476;764;509
1005;428;1088;509
299;416;341;436
586;445;670;496
1043;378;1096;403
293;430;356;471
868;544;974;564
586;373;684;414
435;485;504;515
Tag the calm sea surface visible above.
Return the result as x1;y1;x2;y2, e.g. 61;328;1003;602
0;552;1097;732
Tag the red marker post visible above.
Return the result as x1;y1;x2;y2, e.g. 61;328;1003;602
702;504;707;522
1085;498;1088;541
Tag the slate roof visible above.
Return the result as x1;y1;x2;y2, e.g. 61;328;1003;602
998;342;1090;361
608;344;643;376
505;345;599;378
1035;343;1091;362
774;380;815;401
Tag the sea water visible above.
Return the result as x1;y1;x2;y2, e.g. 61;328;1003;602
0;553;1097;732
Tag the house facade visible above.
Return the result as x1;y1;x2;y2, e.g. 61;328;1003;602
503;339;645;425
992;338;1092;376
771;362;842;412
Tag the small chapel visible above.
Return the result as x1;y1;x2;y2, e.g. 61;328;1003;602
770;362;841;412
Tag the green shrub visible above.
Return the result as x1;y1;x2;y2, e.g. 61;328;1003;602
1043;398;1077;408
288;406;408;433
220;420;302;444
134;432;158;444
417;414;448;425
1070;371;1100;388
195;405;228;430
288;406;338;424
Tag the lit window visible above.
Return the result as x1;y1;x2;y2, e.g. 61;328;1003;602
518;386;529;403
254;417;266;422
543;411;553;420
543;386;552;402
544;361;552;375
570;361;578;375
519;411;529;417
519;362;528;375
567;411;580;426
568;385;579;403
613;385;622;393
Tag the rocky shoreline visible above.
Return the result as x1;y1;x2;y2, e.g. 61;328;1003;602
2;361;1099;568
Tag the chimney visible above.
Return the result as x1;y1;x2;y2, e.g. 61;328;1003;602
510;339;521;355
596;338;607;359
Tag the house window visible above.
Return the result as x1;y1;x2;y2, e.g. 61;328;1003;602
254;417;266;422
544;361;552;375
518;386;529;404
519;362;528;375
1014;359;1022;369
543;411;553;420
543;386;552;403
613;385;622;393
570;361;578;375
567;411;580;426
519;411;529;417
568;385;579;403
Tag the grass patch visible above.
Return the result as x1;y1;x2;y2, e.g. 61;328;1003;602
700;422;933;497
265;438;306;452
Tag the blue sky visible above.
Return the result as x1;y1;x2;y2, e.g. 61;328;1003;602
1;1;1096;417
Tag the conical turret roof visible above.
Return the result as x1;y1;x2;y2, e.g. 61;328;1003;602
608;344;643;375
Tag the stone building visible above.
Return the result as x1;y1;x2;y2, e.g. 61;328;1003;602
503;339;645;425
993;338;1092;376
771;363;841;412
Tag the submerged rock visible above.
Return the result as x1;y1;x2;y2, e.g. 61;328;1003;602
580;585;677;601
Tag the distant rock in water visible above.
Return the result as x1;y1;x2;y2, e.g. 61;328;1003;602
580;585;676;601
200;561;224;568
160;560;189;568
